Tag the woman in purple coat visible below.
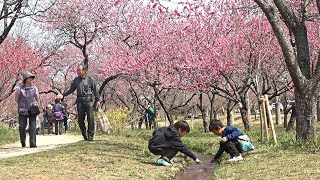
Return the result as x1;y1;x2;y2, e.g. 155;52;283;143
15;71;39;148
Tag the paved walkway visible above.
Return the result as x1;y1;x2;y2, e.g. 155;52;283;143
0;134;82;159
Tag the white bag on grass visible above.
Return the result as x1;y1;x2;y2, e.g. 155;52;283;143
238;135;255;152
96;109;112;133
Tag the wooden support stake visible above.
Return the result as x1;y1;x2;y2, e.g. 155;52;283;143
264;94;277;145
259;99;263;143
261;96;269;143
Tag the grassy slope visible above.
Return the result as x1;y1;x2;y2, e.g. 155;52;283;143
0;124;19;146
180;116;320;180
1;115;320;179
0;130;190;180
211;124;320;180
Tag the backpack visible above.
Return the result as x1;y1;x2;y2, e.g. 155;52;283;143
53;104;64;121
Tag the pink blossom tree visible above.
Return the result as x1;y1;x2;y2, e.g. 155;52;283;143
94;1;235;127
0;37;45;120
250;0;320;141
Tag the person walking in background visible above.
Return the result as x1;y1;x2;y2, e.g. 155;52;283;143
53;94;64;135
62;102;69;133
15;71;39;148
44;104;55;134
146;105;155;130
63;64;100;141
36;115;41;135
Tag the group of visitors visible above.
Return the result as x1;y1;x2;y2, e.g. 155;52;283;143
43;94;69;135
16;64;100;148
15;64;249;169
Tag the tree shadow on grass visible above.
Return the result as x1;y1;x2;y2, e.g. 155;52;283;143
89;140;142;152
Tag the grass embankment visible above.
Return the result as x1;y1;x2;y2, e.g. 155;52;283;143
180;117;320;179
0;123;19;146
212;126;320;179
0;130;190;180
1;115;320;179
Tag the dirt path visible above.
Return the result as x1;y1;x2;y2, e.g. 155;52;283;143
174;154;214;180
0;134;82;159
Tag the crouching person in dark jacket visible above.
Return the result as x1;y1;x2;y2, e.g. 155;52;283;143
148;120;202;166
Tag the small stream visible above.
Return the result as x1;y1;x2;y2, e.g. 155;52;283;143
174;154;214;180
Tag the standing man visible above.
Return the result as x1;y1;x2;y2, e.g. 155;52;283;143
63;65;100;141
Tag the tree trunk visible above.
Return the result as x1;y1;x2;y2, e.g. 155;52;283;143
284;109;289;128
3;0;8;28
253;0;319;142
153;95;158;129
208;91;217;122
213;108;218;120
275;96;281;125
240;107;250;132
209;94;214;122
239;95;250;132
246;94;251;123
317;97;320;122
295;89;317;141
153;86;173;125
254;104;257;121
265;102;271;128
198;93;208;132
227;100;234;126
286;105;296;132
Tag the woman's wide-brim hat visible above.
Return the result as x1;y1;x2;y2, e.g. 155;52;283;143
21;71;35;82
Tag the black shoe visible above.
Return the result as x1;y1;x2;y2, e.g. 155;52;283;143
83;136;88;141
30;145;37;148
21;142;26;148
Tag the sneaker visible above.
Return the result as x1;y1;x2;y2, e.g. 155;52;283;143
227;155;243;163
161;156;174;165
156;159;172;166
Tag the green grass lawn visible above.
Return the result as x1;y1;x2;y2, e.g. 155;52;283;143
0;123;19;146
157;112;320;179
1;115;320;179
0;130;191;180
211;125;320;179
181;117;320;180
